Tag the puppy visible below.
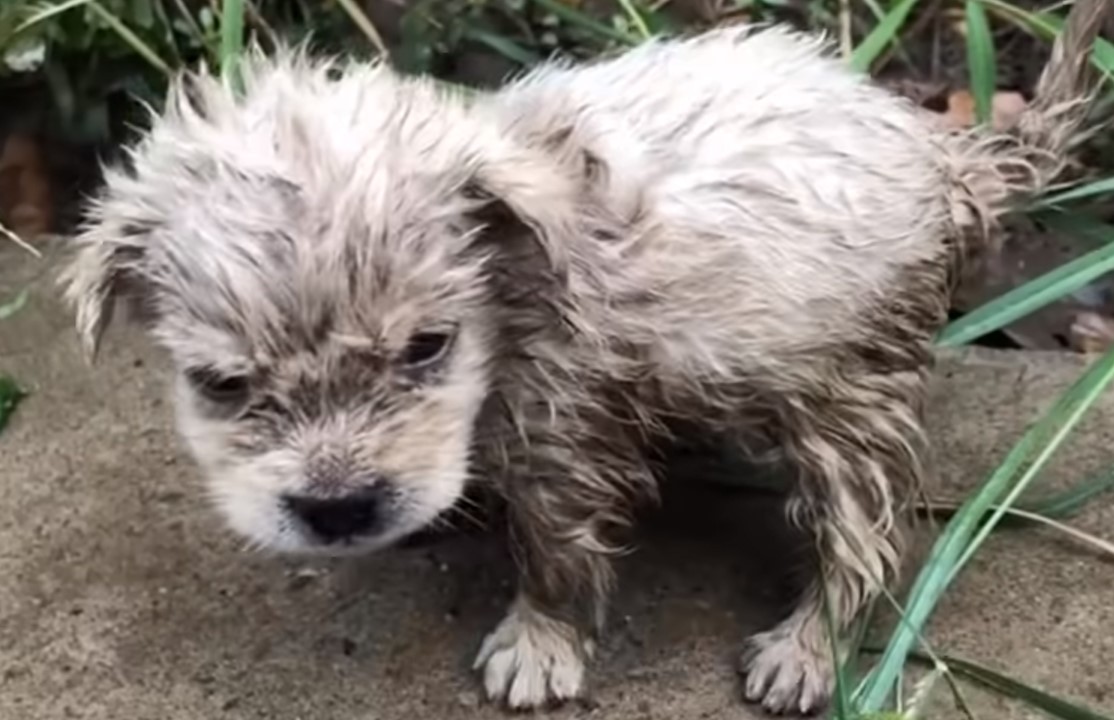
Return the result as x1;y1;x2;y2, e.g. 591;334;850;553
61;0;1109;714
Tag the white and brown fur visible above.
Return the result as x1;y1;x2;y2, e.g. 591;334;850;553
61;0;1110;714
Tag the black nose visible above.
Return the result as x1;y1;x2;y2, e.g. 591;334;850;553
282;487;384;542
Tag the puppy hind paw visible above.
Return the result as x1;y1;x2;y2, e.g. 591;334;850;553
739;628;833;716
473;601;589;710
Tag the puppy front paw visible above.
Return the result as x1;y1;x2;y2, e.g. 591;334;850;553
740;627;833;716
473;599;590;710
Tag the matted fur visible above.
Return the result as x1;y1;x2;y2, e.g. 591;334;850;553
61;0;1110;714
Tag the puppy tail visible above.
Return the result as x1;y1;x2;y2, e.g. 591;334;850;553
1019;0;1111;165
943;0;1111;258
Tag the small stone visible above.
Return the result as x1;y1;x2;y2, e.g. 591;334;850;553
456;691;480;709
287;567;321;591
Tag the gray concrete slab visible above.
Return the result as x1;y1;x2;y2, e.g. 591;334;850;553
2;239;1113;720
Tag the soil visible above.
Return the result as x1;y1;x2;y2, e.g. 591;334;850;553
3;239;1114;719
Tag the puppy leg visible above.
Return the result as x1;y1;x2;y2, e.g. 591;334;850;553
475;405;655;709
741;367;928;715
474;593;591;710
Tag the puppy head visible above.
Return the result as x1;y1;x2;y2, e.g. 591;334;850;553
61;51;580;554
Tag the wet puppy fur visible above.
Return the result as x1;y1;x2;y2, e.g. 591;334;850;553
62;1;1109;715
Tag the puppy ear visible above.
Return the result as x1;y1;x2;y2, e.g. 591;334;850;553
462;146;585;283
59;219;150;362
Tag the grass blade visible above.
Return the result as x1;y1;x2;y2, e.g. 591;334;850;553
849;0;921;73
932;467;1114;526
88;2;172;75
219;0;244;91
531;0;640;45
1031;177;1114;209
952;353;1114;572
995;506;1114;558
855;343;1114;710
0;376;26;436
840;595;878;686
937;219;1114;347
617;0;653;41
13;0;95;35
857;0;915;67
0;289;28;320
965;0;996;125
923;499;1114;559
461;26;541;66
1021;467;1114;518
13;0;171;75
334;0;389;57
0;222;41;258
169;0;207;50
1038;210;1114;253
904;662;946;718
0;225;41;258
894;650;1113;720
822;583;853;719
980;0;1114;80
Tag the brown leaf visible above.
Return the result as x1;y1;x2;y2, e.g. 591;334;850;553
937;89;1029;131
942;89;978;128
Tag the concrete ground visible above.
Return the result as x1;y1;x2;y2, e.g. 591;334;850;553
2;239;1113;720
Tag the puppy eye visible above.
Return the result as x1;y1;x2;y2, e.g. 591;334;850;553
402;331;454;368
187;368;250;404
461;181;493;202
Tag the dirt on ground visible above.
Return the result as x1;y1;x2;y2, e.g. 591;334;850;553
2;238;1113;719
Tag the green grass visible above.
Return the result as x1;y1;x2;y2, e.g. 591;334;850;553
890;650;1114;719
0;288;28;320
4;0;1114;718
334;0;390;56
531;0;641;45
1022;466;1114;519
849;0;922;73
219;0;245;92
0;375;26;435
0;288;29;436
1033;177;1114;210
964;0;996;125
854;342;1114;713
979;0;1114;80
15;0;172;74
937;216;1114;347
